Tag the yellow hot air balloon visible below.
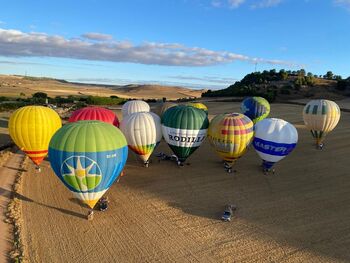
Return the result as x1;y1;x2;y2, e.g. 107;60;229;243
9;106;62;169
303;99;340;149
188;102;208;115
208;113;254;172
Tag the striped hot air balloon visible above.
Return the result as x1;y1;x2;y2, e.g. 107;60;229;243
208;113;254;173
120;112;162;167
188;102;208;115
253;118;298;174
9;106;61;170
122;100;150;118
241;97;270;124
303;99;340;149
69;106;119;127
162;105;209;165
49;121;128;209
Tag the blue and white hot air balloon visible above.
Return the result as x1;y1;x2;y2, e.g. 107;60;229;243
253;118;298;174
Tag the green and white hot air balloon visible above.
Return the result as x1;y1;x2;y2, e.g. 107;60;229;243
161;105;209;165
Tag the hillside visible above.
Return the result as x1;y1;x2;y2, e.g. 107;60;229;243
202;70;350;102
0;75;204;100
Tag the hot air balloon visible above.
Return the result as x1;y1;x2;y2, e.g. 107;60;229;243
241;97;270;124
49;121;128;212
188;102;208;115
162;105;209;165
120;112;162;167
253;118;298;174
9;106;61;170
303;99;340;149
160;102;177;117
208;113;254;173
69;106;119;127
122;100;150;118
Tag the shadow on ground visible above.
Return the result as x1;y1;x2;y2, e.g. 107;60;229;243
0;186;86;219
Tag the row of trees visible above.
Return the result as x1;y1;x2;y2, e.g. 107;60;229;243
0;93;127;111
202;69;349;100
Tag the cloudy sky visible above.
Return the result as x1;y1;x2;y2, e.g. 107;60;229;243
0;0;349;89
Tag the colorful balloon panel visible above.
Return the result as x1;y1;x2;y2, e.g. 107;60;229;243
120;112;162;163
162;105;209;162
9;106;62;165
69;106;119;127
303;99;340;145
49;121;128;208
253;118;298;169
188;102;208;115
241;97;270;124
208;113;254;164
122;100;150;118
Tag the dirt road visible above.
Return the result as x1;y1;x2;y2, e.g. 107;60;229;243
0;151;24;263
18;103;350;262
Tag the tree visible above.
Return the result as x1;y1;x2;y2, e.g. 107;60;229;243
298;69;306;77
32;92;48;98
325;71;334;80
20;92;25;97
279;69;288;80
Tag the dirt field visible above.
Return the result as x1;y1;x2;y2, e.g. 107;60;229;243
6;102;350;262
0;75;203;100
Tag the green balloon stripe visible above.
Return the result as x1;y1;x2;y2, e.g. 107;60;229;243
49;121;127;152
162;105;209;130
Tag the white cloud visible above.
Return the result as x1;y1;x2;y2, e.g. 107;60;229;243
0;28;296;67
81;32;113;41
211;0;245;8
334;0;350;9
169;75;239;84
251;0;283;8
228;0;246;8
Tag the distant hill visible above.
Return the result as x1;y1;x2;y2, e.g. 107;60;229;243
0;75;205;100
202;69;350;102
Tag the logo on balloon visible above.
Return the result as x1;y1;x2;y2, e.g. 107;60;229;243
60;156;102;192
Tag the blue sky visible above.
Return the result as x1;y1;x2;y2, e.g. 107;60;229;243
0;0;349;89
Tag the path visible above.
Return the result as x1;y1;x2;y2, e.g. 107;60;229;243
0;151;24;263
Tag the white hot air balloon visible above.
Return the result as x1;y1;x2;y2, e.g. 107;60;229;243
122;100;150;118
253;118;298;174
120;112;162;167
303;99;340;149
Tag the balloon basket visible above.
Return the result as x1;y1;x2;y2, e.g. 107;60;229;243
177;161;184;167
316;143;324;150
263;168;275;176
223;162;236;174
35;165;41;173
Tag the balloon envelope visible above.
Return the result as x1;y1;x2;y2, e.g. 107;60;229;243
9;106;61;165
122;100;150;118
253;118;298;170
49;121;128;208
241;97;270;124
303;99;340;145
208;113;254;165
160;102;178;117
188;102;208;115
69;106;119;127
120;112;162;163
162;105;209;163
